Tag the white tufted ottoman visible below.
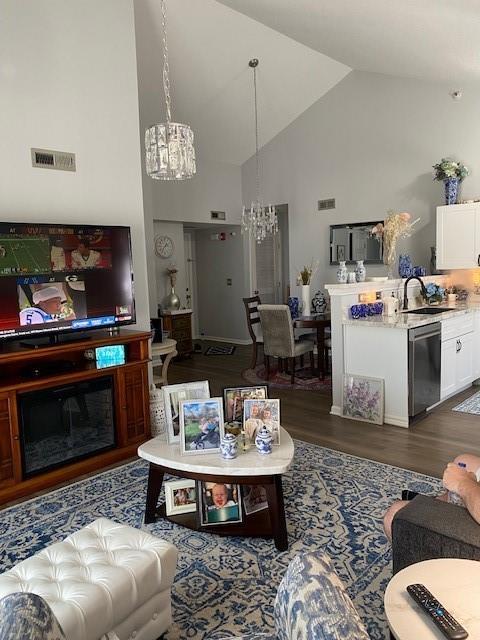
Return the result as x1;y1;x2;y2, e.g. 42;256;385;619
0;518;177;640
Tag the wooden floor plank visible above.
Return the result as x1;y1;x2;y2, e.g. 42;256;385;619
171;342;480;479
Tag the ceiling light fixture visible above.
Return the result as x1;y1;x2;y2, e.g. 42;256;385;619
241;58;278;244
145;0;196;180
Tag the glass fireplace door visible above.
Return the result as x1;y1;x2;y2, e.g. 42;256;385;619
18;376;116;478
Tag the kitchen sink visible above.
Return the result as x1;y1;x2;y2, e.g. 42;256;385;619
403;307;457;315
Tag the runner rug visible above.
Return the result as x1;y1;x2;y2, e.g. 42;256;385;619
0;441;441;639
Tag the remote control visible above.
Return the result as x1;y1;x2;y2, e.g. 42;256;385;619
406;584;468;639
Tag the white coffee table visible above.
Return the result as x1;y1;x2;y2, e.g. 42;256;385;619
385;558;480;639
151;338;177;386
138;427;294;550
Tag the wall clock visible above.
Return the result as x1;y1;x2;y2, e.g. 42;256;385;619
154;235;174;259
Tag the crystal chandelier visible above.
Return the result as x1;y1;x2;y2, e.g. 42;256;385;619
145;0;196;180
241;59;278;243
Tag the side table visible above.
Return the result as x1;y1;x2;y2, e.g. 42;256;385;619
384;558;480;639
151;338;177;386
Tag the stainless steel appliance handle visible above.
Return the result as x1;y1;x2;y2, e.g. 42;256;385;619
410;330;441;341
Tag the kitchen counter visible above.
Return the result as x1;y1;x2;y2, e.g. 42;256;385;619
343;303;478;330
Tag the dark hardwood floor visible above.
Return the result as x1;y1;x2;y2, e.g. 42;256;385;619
172;341;480;479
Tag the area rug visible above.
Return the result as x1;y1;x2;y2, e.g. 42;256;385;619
452;390;480;415
0;442;441;640
243;363;332;392
204;345;236;356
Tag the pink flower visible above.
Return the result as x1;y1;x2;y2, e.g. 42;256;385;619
399;212;411;221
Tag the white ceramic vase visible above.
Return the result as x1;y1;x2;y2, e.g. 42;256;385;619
301;284;311;316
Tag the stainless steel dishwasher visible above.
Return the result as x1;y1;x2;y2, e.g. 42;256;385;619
408;322;441;419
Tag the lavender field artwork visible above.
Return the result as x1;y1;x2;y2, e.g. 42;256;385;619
342;374;384;425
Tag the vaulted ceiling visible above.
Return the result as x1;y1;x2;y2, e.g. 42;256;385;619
217;0;480;85
134;0;480;166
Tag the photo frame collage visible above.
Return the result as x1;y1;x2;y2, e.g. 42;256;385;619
160;382;281;527
163;478;270;526
161;382;281;455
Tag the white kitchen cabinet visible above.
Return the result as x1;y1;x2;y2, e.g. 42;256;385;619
440;322;474;400
436;203;480;269
441;337;457;398
474;311;480;380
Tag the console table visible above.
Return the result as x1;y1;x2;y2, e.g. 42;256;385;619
161;310;193;358
0;329;151;504
138;427;294;551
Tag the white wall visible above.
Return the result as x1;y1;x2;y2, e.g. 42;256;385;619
1;0;149;330
241;70;480;296
195;227;249;342
153;221;187;310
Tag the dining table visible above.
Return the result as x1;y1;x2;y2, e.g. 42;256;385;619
293;312;331;379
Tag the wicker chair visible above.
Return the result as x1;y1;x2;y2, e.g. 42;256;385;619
258;305;314;384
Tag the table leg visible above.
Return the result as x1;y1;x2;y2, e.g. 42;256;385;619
144;463;165;524
265;474;288;551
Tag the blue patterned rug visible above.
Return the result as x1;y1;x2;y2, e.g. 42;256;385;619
452;390;480;415
0;441;441;639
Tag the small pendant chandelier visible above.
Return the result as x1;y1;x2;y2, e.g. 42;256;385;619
241;58;278;244
145;0;196;180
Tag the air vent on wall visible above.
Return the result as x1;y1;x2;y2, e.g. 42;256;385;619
31;148;76;172
318;198;336;211
211;210;226;220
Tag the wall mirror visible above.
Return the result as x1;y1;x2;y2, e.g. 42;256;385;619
329;221;383;264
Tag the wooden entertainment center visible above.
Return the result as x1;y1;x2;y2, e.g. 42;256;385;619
0;329;151;505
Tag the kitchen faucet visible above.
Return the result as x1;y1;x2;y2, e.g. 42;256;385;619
403;275;427;310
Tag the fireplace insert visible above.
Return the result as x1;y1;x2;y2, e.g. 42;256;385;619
18;376;116;478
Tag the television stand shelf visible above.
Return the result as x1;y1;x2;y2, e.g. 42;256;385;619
0;329;151;505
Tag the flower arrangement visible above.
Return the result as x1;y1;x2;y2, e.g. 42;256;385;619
433;158;469;182
296;260;319;285
166;264;178;288
371;211;420;275
425;282;445;305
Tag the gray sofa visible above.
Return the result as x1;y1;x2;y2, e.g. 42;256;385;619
392;494;480;573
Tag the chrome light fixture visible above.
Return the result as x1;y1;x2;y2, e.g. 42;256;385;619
241;58;278;243
145;0;196;180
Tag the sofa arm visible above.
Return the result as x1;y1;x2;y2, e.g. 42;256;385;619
392;495;480;573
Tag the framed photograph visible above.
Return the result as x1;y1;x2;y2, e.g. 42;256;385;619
342;374;384;425
243;398;280;445
179;397;224;455
336;244;346;261
198;481;243;526
223;386;268;434
243;484;268;515
164;479;197;516
162;381;210;444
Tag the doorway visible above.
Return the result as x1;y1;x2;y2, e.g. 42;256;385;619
250;204;289;303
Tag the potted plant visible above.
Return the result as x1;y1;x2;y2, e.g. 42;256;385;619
425;282;445;305
433;158;469;205
296;260;319;315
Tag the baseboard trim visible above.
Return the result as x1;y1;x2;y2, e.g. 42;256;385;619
195;335;251;346
331;405;408;428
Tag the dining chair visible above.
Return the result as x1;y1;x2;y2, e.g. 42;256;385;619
258;304;314;384
243;295;262;369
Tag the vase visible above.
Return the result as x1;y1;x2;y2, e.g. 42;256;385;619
430;246;439;275
355;260;366;282
386;262;396;280
336;261;348;284
220;433;238;460
255;425;273;455
398;254;413;278
444;177;459;205
287;296;299;319
301;285;311;315
164;287;180;311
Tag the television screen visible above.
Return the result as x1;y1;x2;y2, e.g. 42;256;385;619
0;222;135;341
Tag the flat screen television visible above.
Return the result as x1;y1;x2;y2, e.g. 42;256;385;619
0;222;135;343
